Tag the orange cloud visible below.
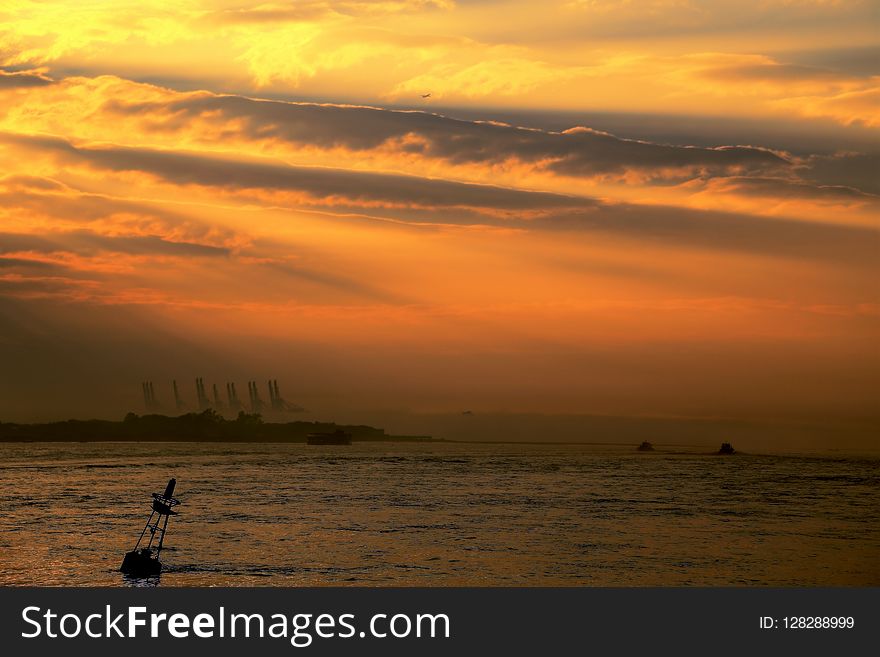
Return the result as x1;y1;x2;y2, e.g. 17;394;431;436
0;8;876;425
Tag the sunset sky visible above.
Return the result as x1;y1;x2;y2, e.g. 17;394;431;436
0;1;877;437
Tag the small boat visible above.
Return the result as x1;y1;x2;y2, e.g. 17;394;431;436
717;442;736;455
307;429;352;445
636;441;654;452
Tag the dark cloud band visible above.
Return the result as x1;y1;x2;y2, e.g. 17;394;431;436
103;93;790;179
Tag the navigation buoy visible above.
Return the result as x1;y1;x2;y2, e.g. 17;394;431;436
120;478;180;577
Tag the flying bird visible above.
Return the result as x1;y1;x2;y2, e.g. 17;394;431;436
421;92;431;98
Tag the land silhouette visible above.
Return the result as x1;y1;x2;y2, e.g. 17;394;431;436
0;409;435;443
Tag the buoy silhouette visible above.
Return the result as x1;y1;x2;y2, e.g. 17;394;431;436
120;478;180;577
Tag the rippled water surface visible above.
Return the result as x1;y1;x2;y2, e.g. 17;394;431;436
0;442;877;586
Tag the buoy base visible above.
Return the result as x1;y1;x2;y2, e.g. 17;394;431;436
120;549;162;577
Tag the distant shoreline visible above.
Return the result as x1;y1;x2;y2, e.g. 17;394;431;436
0;410;437;444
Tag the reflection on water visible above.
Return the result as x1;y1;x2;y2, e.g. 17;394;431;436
0;441;878;586
121;573;160;588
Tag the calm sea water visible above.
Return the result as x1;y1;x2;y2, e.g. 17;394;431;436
0;442;877;586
